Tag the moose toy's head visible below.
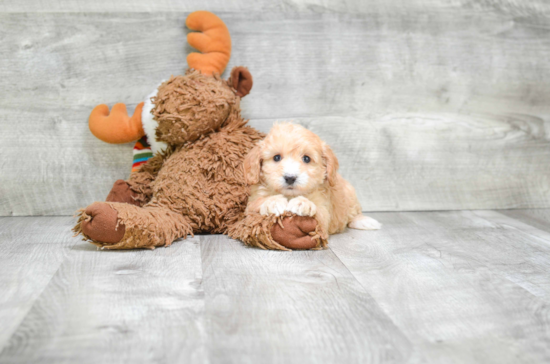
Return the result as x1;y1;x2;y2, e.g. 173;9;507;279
88;11;253;148
151;66;252;145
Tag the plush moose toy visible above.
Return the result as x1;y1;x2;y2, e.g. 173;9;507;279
74;11;327;250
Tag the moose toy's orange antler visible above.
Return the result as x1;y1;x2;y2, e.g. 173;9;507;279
186;11;231;76
88;11;231;144
88;103;145;144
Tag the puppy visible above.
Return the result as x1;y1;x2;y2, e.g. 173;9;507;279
243;122;381;238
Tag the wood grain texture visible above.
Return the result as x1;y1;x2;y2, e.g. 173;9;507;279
0;217;75;353
473;209;550;246
2;0;550;15
0;234;206;363
1;212;550;362
200;234;412;364
411;210;550;301
1;8;550;215
329;211;550;363
251;116;550;211
470;209;550;300
496;209;550;236
0;0;378;13
4;11;550;120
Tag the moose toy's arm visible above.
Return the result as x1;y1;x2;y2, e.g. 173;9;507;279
228;212;327;251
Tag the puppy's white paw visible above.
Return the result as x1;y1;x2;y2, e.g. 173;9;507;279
286;196;317;217
348;215;382;230
260;195;288;216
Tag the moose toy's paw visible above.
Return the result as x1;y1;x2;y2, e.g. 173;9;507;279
81;202;125;244
105;180;140;206
286;196;317;217
271;216;319;250
260;195;288;216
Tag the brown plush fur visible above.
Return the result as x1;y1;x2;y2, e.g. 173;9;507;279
126;152;168;206
145;115;263;234
74;68;321;250
154;71;237;145
75;202;193;249
106;180;140;206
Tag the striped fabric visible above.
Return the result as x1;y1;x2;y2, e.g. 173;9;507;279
132;136;154;172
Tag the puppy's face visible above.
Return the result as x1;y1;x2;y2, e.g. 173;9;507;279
244;123;339;197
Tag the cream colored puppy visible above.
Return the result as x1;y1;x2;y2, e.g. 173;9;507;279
244;122;381;238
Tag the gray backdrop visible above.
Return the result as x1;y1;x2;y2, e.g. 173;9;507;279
1;0;549;216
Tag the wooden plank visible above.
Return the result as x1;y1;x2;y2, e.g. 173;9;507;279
329;211;550;363
416;210;550;297
472;209;550;245
405;210;550;300
2;110;549;216
0;234;206;363
1;0;549;14
496;209;550;236
2;10;550;215
0;0;264;12
0;106;134;216
4;11;550;120
0;216;75;353
467;210;550;300
251;115;550;211
0;0;360;13
200;234;413;364
2;210;550;362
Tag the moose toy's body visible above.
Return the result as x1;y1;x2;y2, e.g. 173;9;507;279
74;11;326;251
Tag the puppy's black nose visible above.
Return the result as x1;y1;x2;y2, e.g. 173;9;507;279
284;175;297;185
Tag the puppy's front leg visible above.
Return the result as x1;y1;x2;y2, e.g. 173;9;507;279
259;195;288;216
286;196;317;217
312;205;330;240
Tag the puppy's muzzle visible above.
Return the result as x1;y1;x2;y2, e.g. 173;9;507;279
284;175;297;185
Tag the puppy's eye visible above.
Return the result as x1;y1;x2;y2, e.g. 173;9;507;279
273;154;281;162
302;155;311;163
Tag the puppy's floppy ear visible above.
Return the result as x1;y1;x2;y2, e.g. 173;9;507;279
243;144;262;185
229;66;253;98
322;143;339;187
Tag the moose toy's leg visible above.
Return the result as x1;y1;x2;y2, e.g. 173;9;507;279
74;202;193;250
104;153;168;207
105;180;141;206
228;212;327;250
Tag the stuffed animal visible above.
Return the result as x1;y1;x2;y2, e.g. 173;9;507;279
73;11;327;251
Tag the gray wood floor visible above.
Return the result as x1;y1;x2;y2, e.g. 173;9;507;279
1;209;549;363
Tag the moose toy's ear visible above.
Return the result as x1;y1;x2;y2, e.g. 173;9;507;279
229;66;253;97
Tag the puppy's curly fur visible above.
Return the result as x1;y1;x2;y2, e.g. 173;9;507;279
243;123;381;239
